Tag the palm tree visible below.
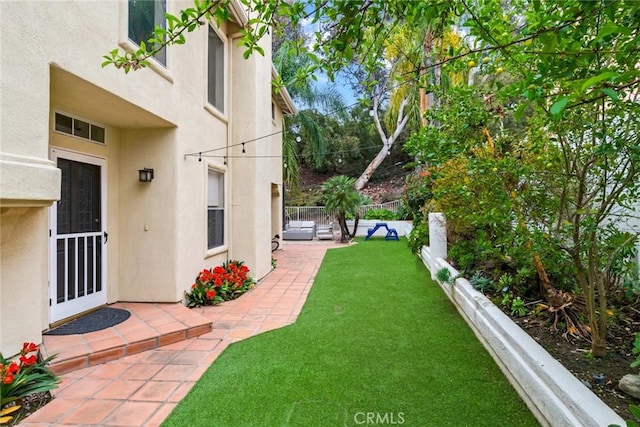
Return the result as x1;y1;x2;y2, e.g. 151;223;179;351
281;129;300;191
273;40;346;191
321;175;362;243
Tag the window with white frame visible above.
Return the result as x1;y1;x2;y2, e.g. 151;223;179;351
54;112;106;144
207;25;224;112
128;0;167;66
207;169;224;249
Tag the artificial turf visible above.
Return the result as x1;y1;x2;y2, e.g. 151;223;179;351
163;239;539;427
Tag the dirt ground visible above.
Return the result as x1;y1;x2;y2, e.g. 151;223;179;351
296;168;407;204
509;308;640;421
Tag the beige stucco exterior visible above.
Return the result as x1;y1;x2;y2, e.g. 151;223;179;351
0;0;294;355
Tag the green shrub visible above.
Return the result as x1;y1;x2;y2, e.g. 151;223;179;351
407;222;429;254
447;230;502;272
401;170;434;219
395;202;412;220
631;333;640;371
469;271;494;293
436;268;453;284
286;189;324;206
510;296;527;317
363;208;396;220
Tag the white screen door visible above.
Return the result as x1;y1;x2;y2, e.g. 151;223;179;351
49;148;107;323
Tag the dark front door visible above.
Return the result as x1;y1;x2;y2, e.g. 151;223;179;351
50;149;107;322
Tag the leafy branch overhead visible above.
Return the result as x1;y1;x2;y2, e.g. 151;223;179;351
103;0;253;73
106;0;640;118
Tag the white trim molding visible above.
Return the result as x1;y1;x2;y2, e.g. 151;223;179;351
0;152;61;207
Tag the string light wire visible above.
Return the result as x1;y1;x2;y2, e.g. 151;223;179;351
185;2;604;162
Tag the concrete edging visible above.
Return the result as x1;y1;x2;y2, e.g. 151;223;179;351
420;246;625;427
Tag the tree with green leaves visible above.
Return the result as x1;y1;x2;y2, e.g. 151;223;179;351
273;36;347;190
321;175;362;243
106;0;640;357
405;0;640;357
467;0;640;358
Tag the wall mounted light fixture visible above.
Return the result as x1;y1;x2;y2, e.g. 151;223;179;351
138;168;154;182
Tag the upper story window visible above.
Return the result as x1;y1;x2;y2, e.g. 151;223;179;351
128;0;167;66
208;25;224;112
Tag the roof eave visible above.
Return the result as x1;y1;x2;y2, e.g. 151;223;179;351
228;0;249;26
271;66;297;116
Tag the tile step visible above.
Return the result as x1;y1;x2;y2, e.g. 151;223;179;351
40;302;212;375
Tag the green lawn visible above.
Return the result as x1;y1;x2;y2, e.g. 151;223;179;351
163;239;538;427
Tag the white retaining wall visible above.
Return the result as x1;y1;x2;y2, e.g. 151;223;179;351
420;245;626;427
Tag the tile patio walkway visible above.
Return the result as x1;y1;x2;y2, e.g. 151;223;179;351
21;241;336;426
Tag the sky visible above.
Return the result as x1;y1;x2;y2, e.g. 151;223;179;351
298;13;360;113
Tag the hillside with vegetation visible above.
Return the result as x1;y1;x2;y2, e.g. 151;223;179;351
287;164;407;207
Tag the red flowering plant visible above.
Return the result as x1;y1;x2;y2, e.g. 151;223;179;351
0;342;59;424
184;260;255;307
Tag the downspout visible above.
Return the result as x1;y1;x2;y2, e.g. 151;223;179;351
226;0;249;259
227;31;243;259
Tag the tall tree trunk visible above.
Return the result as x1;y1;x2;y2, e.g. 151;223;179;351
337;213;350;243
354;97;409;191
336;213;359;243
349;215;360;240
421;29;442;127
419;88;428;127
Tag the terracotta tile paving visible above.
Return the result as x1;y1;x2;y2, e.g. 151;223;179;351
93;379;146;399
21;241;336;426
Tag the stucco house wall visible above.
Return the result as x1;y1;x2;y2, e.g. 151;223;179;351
0;0;294;355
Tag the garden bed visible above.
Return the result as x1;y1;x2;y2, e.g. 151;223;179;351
422;245;628;426
511;312;640;420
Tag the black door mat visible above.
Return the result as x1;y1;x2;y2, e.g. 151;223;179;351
44;307;131;335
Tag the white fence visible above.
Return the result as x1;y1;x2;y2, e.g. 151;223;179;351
285;200;402;227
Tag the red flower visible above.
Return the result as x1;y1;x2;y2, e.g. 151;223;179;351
213;266;225;275
205;290;216;300
21;342;37;355
20;355;37;366
199;269;214;282
1;362;20;384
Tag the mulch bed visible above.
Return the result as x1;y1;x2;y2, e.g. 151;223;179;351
3;392;52;426
509;307;640;421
